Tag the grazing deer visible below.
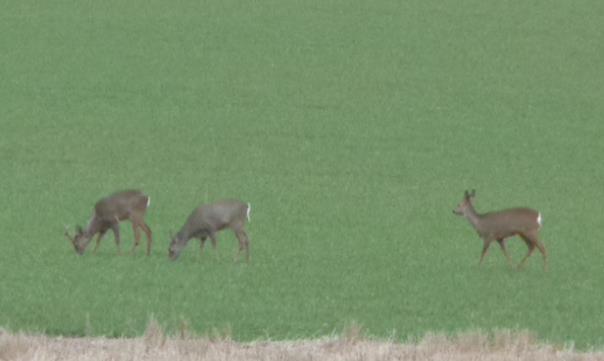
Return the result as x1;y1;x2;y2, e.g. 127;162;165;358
169;199;251;261
453;190;547;270
64;190;153;256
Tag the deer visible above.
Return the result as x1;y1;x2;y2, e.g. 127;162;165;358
64;189;153;256
453;190;547;271
168;199;251;262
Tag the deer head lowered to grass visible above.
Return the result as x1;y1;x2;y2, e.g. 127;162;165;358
64;189;153;256
168;199;251;262
453;190;547;271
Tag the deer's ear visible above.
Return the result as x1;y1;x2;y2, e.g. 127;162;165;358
469;189;476;197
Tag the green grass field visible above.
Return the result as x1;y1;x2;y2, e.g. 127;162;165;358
1;0;603;348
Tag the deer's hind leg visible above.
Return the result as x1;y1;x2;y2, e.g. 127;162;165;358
234;228;250;262
534;237;548;271
518;231;541;270
130;221;142;255
129;215;153;256
141;222;153;256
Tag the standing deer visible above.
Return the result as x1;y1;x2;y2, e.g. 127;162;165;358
168;199;251;261
64;190;153;256
453;190;547;270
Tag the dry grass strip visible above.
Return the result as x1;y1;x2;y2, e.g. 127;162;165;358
1;325;603;361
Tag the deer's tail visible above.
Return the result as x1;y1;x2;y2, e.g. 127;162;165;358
246;203;251;222
537;212;542;228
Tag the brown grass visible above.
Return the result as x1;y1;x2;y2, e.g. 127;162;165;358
1;325;603;361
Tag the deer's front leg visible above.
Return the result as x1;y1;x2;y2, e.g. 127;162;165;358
111;223;121;255
93;229;108;254
208;232;218;249
479;239;492;266
199;236;208;255
208;232;219;260
496;238;513;267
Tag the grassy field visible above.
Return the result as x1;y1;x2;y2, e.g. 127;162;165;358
1;0;603;349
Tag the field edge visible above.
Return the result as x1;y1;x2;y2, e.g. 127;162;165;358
1;325;603;361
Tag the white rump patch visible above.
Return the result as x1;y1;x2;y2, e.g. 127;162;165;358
247;203;251;222
537;212;542;228
147;196;151;208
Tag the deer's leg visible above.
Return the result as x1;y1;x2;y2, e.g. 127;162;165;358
535;240;547;271
207;232;219;259
129;215;152;256
130;221;141;255
496;238;513;267
141;223;153;256
111;223;122;255
233;229;251;262
479;239;492;266
93;229;108;254
199;236;208;254
208;232;218;249
518;233;536;269
524;230;547;271
243;230;251;262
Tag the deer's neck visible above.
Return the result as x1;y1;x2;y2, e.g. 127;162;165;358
176;228;191;244
84;216;103;239
464;205;483;231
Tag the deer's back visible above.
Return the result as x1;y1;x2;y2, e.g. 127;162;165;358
95;190;149;221
479;207;540;237
186;199;247;232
